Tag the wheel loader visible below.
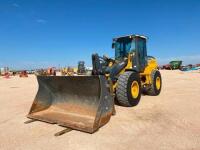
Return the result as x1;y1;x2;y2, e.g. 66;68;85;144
61;67;76;76
27;34;162;133
77;61;86;75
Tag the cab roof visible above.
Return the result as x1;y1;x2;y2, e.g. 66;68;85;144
113;34;147;41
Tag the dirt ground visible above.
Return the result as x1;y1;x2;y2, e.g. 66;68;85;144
0;70;200;150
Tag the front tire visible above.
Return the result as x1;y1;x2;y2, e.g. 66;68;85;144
116;71;141;107
147;70;162;96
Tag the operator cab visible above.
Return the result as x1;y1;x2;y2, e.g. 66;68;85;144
112;35;148;71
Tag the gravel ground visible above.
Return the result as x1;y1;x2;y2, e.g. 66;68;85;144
0;70;200;150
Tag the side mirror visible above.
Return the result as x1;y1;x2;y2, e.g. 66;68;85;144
112;43;115;48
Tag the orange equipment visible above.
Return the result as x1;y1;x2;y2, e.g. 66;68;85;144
47;67;56;76
19;71;28;77
4;72;10;79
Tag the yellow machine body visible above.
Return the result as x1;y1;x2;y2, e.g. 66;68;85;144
107;53;159;92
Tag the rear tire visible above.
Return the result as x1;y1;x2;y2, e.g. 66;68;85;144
116;71;141;107
147;70;162;96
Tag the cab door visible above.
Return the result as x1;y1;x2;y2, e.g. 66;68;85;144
136;38;147;72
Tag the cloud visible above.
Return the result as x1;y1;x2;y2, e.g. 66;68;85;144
36;19;47;24
157;54;200;65
16;61;53;69
12;3;20;8
0;61;56;70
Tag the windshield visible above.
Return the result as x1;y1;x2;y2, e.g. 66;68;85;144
114;38;136;60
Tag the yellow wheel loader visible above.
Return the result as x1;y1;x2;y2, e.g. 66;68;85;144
27;35;162;133
61;67;76;76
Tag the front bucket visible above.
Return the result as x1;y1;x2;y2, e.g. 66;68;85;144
27;75;114;133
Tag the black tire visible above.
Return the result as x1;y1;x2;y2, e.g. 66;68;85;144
147;70;162;96
116;71;141;107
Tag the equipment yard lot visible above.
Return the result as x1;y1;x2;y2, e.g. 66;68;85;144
0;70;200;150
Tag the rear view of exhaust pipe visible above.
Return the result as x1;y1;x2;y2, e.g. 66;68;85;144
27;75;114;133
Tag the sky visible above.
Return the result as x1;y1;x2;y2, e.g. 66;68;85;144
0;0;200;70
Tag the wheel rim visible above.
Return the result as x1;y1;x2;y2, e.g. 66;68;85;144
156;77;161;90
131;81;139;99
